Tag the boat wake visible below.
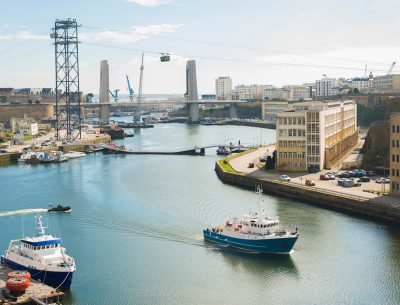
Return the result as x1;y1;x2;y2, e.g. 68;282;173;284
0;208;47;217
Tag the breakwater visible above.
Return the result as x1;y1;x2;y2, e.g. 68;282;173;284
215;161;400;224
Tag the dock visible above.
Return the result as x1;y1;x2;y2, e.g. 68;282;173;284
0;265;63;305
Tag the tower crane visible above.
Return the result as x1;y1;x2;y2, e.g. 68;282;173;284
109;89;120;102
126;75;135;102
387;61;397;75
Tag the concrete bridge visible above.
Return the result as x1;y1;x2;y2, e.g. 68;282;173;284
82;60;253;124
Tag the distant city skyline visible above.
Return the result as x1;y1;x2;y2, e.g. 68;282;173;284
1;0;400;94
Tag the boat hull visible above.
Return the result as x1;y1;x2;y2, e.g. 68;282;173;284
1;256;74;290
203;230;298;254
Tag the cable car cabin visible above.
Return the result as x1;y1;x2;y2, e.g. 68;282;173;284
160;55;170;62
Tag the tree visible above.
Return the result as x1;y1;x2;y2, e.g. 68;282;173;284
353;88;360;94
35;100;40;104
28;99;33;104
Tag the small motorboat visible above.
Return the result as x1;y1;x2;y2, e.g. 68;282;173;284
47;203;72;213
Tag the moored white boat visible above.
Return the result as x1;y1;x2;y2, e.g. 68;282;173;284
1;215;76;289
63;151;86;159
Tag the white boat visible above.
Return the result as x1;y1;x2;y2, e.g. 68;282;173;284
1;215;76;289
18;151;35;162
63;151;86;159
203;186;299;254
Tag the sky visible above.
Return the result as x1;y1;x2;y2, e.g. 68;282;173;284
1;0;400;95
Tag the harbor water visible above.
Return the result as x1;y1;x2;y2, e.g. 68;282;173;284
1;123;400;305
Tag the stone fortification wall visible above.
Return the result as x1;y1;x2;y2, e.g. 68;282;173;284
0;104;54;125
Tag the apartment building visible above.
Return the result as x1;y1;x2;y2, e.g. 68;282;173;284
373;74;400;94
276;100;358;171
283;85;312;101
232;84;274;100
315;78;344;97
390;113;400;195
263;88;290;101
215;77;232;100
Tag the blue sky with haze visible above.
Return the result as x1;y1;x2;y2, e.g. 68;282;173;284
1;0;400;94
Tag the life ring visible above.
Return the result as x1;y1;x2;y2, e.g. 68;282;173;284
7;270;31;281
6;277;30;292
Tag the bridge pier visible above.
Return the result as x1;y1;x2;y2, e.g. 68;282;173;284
187;102;200;123
229;103;238;119
99;103;111;123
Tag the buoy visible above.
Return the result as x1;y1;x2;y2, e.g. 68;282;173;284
7;270;31;281
6;277;30;292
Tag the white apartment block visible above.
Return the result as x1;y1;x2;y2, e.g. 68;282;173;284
315;78;344;97
215;76;232;100
276;100;358;171
348;77;372;93
232;84;274;100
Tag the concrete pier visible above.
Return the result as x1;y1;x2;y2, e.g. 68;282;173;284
0;265;63;305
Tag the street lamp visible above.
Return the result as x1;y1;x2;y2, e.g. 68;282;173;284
377;155;386;193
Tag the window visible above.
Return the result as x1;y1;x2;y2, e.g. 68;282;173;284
398;155;400;162
393;155;396;162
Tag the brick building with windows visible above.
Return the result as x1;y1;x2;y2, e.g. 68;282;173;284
390;113;400;195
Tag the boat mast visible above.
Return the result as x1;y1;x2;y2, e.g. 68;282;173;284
35;215;47;236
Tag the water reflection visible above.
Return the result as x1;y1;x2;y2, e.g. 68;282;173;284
204;243;300;280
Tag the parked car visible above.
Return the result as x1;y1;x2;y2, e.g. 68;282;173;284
351;178;362;186
376;177;390;184
360;176;370;182
320;174;330;180
337;178;347;186
248;162;254;168
338;172;350;178
342;179;355;187
326;173;336;180
0;149;7;153
305;179;315;186
366;171;375;177
280;175;291;182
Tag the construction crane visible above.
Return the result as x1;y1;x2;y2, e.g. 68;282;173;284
109;89;120;102
126;75;135;102
388;61;397;75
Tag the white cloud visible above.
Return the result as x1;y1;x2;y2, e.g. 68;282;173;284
126;0;174;7
0;34;12;40
81;24;182;43
0;31;48;41
15;31;48;40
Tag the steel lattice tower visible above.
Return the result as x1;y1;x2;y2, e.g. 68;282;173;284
52;19;81;141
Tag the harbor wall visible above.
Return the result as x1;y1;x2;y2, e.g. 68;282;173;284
215;162;400;224
0;153;21;163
